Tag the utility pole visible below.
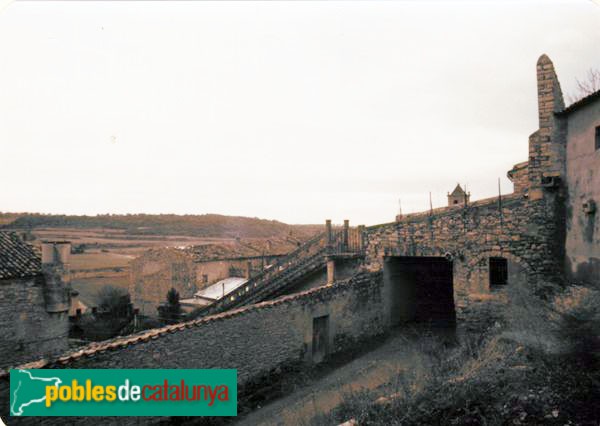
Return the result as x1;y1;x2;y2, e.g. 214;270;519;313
429;192;433;215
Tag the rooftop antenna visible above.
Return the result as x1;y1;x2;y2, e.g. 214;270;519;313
398;198;403;217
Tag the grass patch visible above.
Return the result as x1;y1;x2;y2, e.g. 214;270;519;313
317;281;600;426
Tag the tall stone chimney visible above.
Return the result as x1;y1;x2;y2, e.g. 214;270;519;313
529;54;567;193
41;241;72;313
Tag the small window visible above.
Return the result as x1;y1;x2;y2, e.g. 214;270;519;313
489;257;508;287
453;199;458;204
595;126;600;151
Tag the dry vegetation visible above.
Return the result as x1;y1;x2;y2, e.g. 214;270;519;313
314;281;600;426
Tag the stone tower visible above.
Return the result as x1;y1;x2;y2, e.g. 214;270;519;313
528;54;566;197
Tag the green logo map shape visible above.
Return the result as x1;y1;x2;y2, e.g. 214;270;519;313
9;369;237;417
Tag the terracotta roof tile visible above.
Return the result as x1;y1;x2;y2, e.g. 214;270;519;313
0;232;41;280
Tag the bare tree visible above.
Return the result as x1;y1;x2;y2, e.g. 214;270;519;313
567;68;600;105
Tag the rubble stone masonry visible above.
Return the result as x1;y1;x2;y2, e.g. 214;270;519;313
0;278;68;369
364;191;563;316
0;272;386;425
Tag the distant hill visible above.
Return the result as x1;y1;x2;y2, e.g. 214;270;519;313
0;212;322;239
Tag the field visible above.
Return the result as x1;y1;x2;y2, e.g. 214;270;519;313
0;212;320;311
32;227;239;256
20;228;221;307
21;227;305;309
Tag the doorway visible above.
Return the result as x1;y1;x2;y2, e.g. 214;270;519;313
312;315;330;363
384;256;455;326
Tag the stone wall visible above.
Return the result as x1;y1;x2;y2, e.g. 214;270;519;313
507;161;529;194
529;54;566;188
129;250;285;317
129;249;199;317
0;277;69;369
0;272;386;425
364;190;563;315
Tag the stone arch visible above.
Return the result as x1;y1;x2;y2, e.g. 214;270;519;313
466;250;534;294
466;250;533;274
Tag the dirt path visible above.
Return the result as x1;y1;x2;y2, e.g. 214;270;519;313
235;328;454;426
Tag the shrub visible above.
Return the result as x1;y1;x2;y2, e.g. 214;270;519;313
158;288;183;324
552;285;600;366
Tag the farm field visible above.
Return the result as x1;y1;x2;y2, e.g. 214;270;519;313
70;252;133;271
1;213;319;311
21;227;306;310
32;228;239;309
31;227;237;256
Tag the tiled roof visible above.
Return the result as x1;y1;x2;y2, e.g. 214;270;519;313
449;184;466;197
0;232;41;280
556;89;600;116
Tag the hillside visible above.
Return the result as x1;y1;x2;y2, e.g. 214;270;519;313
0;212;321;239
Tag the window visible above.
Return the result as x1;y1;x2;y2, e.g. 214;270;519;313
595;126;600;151
453;199;458;204
489;257;508;287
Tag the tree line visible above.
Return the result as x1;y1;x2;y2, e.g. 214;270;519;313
0;212;321;239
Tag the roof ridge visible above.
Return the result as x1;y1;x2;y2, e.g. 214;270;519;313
557;89;600;115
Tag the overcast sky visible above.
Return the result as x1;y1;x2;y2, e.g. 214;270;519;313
0;1;599;225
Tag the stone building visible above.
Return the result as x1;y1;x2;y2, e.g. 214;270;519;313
447;184;470;207
129;239;297;317
0;233;71;368
558;89;600;284
128;248;198;317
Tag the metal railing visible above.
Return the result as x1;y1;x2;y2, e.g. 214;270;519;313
327;225;364;254
189;221;366;319
192;232;328;318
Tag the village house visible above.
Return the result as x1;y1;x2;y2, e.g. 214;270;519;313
0;233;71;368
129;238;298;317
